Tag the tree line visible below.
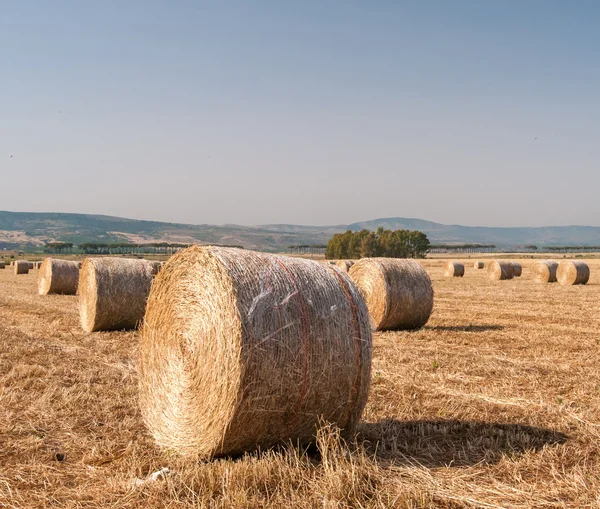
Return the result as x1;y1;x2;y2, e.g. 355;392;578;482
326;228;430;259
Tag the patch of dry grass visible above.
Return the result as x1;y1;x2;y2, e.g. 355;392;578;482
2;260;600;507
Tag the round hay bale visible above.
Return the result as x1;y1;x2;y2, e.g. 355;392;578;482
77;261;83;269
79;257;154;332
14;261;29;275
444;261;464;277
488;260;514;280
531;260;559;283
473;261;484;269
35;261;43;269
149;261;163;276
139;246;372;458
0;261;5;269
335;260;355;272
511;262;522;277
27;262;34;270
557;260;590;286
348;258;433;331
38;258;80;295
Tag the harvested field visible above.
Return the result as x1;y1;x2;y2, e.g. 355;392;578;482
1;259;600;508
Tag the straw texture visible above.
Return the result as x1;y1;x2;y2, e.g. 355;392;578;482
14;261;29;275
557;260;590;286
488;261;514;281
79;257;154;332
444;261;464;277
531;260;559;283
473;261;485;269
335;260;355;272
348;258;434;331
38;259;80;295
511;262;522;277
139;246;372;458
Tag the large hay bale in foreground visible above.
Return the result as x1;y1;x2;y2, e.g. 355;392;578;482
557;260;590;286
511;262;522;277
335;260;355;272
488;260;514;280
531;260;559;283
79;257;154;332
38;259;80;295
444;261;464;277
14;261;29;275
139;246;372;458
473;261;484;269
348;258;433;331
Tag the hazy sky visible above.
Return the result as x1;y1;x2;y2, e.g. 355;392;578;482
1;1;599;227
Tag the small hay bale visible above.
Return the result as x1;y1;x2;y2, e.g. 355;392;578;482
335;260;355;272
79;257;154;332
27;262;34;270
557;260;590;286
14;261;29;275
488;260;514;280
473;261;485;269
444;261;464;277
35;261;43;269
0;261;5;269
511;262;522;277
139;246;372;458
38;258;80;295
531;260;559;283
149;261;163;275
348;258;433;331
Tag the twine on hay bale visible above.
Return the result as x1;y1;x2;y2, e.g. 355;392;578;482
488;260;514;280
557;260;590;286
79;257;155;332
348;258;433;331
14;261;29;275
38;258;80;295
335;260;355;272
444;261;464;277
531;260;559;283
511;262;522;277
139;246;372;458
473;261;485;269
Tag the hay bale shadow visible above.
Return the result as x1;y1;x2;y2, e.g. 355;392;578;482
357;419;567;467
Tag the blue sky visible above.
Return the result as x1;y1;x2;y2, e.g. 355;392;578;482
1;1;599;226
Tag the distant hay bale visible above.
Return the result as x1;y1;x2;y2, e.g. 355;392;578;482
77;261;82;269
38;258;80;295
36;261;43;269
0;261;5;269
14;261;29;275
150;261;163;275
348;258;433;331
27;262;34;270
511;262;522;277
473;261;485;269
139;246;372;458
557;260;590;286
335;260;355;272
531;260;559;283
79;257;155;332
488;260;514;280
444;261;464;277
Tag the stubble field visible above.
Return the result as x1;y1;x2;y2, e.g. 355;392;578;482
1;258;600;508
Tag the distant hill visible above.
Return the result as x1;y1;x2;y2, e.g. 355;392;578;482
1;211;600;252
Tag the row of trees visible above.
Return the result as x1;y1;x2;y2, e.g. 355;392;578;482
326;228;430;259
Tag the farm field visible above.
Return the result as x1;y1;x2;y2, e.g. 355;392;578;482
1;259;600;508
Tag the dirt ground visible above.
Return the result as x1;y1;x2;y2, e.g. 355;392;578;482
1;258;600;508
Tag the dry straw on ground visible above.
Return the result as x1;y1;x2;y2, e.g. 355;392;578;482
38;258;80;295
512;262;523;277
79;257;154;332
557;260;590;286
531;260;559;283
139;246;372;458
474;261;485;269
488;260;514;280
444;261;464;277
335;260;355;272
348;258;433;331
13;260;29;275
